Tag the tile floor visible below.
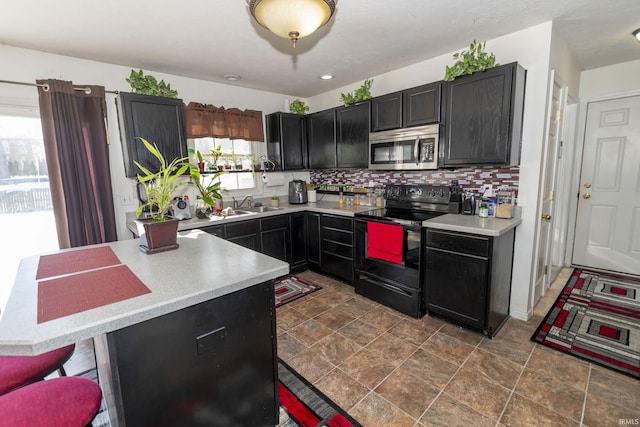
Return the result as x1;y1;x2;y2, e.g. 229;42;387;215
276;268;640;427
67;267;640;426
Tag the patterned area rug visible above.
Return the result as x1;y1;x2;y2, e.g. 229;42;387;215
532;268;640;379
278;359;361;427
275;276;321;308
83;359;359;427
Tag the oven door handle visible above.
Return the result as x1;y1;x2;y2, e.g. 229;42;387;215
361;275;413;297
414;136;420;165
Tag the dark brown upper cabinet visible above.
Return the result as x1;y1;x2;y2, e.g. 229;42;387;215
443;62;526;167
371;82;442;132
371;91;403;132
265;112;306;170
307;109;337;169
116;92;188;178
336;101;370;168
403;82;442;127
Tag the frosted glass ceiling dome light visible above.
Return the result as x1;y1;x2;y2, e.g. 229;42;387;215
248;0;337;48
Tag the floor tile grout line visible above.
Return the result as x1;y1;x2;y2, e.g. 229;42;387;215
580;364;592;426
416;335;487;423
495;339;536;425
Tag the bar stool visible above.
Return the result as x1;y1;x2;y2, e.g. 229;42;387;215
0;344;75;395
0;376;102;426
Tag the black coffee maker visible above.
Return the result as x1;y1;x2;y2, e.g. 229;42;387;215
288;180;308;204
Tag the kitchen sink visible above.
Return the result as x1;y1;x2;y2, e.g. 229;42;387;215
244;206;283;213
230;210;257;216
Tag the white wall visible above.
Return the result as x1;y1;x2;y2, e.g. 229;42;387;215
579;59;640;98
310;22;555;320
0;45;307;241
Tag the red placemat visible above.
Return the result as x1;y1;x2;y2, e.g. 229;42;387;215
36;246;122;280
37;265;151;323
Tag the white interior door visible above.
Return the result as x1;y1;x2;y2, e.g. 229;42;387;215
573;95;640;275
533;73;566;304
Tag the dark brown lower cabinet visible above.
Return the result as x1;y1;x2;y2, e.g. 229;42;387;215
224;219;260;251
260;216;289;262
306;213;320;270
423;228;515;337
96;281;278;426
320;214;354;283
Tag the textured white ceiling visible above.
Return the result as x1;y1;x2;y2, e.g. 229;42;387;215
1;0;639;97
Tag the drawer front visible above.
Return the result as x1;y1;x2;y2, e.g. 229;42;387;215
260;215;289;231
322;227;353;246
225;219;259;238
323;240;353;259
321;214;353;232
425;229;490;257
321;252;354;282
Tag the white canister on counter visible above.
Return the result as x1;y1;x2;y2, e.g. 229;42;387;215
307;190;317;203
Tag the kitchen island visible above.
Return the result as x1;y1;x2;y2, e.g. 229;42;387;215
0;230;290;426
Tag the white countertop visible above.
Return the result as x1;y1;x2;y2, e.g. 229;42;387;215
127;200;377;235
423;214;522;236
0;230;289;356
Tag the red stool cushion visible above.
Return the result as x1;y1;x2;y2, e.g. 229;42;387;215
0;376;102;427
0;344;75;395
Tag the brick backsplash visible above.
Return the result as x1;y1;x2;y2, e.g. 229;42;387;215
310;166;519;195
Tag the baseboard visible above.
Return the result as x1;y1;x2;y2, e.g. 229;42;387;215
509;307;532;322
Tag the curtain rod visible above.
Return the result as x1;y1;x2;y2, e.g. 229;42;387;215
0;79;120;95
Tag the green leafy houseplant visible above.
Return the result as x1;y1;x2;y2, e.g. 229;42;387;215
189;157;224;218
289;99;309;115
126;69;178;98
444;40;498;81
135;138;189;221
340;79;373;106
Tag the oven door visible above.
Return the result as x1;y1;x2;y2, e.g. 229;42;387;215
354;219;421;289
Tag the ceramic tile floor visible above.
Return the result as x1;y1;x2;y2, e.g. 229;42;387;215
66;268;640;426
277;269;640;427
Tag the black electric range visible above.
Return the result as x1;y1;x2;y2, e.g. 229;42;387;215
353;184;451;318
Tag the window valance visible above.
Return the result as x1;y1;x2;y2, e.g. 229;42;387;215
184;102;264;142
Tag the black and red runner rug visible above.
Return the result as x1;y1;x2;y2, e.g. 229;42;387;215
275;276;321;308
278;359;361;427
532;268;640;379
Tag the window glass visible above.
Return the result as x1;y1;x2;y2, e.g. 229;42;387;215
0;115;57;304
193;137;256;191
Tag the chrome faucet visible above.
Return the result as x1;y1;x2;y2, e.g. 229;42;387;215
232;195;253;209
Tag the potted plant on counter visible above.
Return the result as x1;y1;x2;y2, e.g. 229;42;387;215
190;153;225;218
135;137;189;253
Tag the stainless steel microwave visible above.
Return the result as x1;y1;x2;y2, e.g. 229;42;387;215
368;124;440;170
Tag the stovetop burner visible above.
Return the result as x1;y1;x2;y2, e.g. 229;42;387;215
356;184;450;226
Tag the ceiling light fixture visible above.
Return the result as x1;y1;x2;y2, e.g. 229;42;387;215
634;28;640;43
224;74;241;81
248;0;337;48
320;74;333;80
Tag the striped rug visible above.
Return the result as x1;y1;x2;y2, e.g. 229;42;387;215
84;359;360;427
274;276;321;308
532;268;640;379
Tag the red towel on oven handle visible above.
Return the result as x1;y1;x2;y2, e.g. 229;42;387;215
367;221;404;265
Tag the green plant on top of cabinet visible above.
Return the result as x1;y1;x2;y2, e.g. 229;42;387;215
265;112;306;170
117;92;188;178
340;79;373;106
126;69;178;98
443;40;498;82
289;99;309;115
443;62;525;167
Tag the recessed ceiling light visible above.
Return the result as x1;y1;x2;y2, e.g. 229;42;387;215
320;74;333;80
634;29;640;43
224;74;241;81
